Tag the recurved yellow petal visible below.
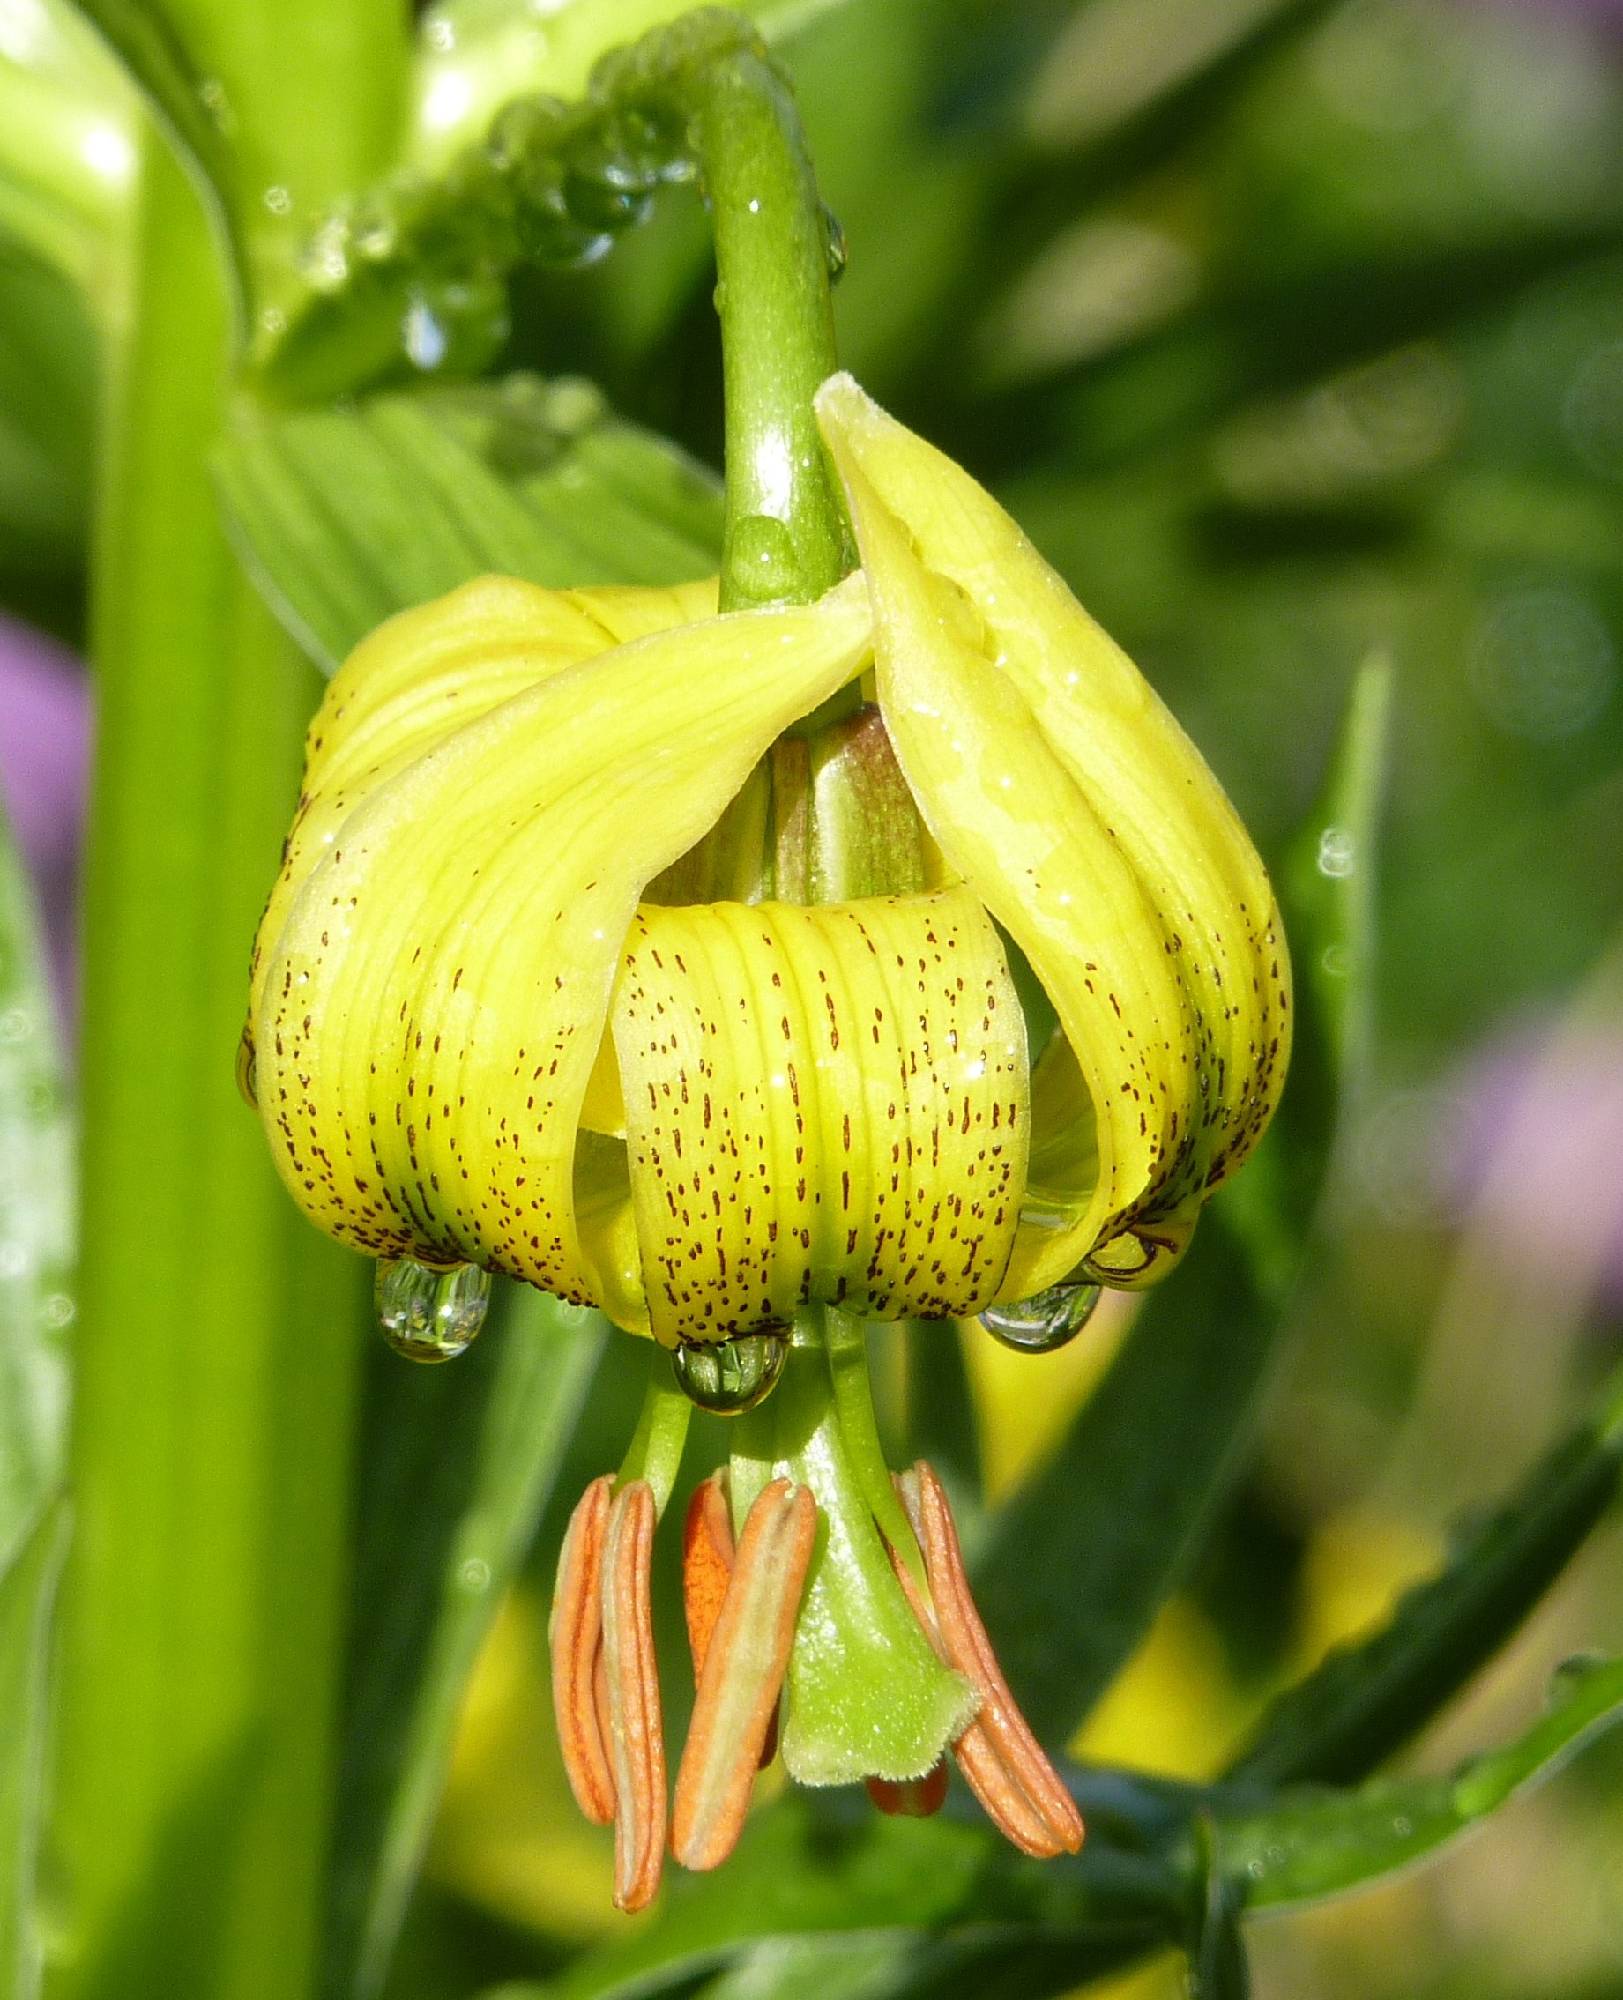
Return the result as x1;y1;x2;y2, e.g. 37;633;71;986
251;573;870;1311
608;890;1029;1343
815;373;1289;1294
251;574;719;1015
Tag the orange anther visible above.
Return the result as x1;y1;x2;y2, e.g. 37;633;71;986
673;1478;817;1873
548;1474;615;1827
894;1462;1084;1859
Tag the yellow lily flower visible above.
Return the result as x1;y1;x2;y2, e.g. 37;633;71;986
246;378;1286;1349
243;375;1289;1908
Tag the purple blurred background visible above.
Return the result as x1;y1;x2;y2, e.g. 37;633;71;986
0;617;90;1026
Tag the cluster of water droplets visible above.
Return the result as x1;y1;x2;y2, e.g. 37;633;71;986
671;1327;787;1413
375;1256;493;1362
979;1278;1103;1353
273;12;846;391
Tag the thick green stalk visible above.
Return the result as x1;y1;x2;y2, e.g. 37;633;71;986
49;12;405;1998
690;48;846;613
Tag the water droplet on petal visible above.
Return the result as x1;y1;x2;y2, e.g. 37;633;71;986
979;1280;1102;1353
672;1328;786;1413
376;1257;491;1361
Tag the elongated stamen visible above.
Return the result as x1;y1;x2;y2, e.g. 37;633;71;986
682;1471;736;1678
549;1474;615;1826
682;1469;784;1773
895;1462;1084;1859
875;1509;1052;1851
600;1480;667;1912
673;1478;817;1872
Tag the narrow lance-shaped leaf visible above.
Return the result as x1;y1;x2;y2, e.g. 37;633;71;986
0;810;73;2000
972;657;1391;1738
1209;1654;1623;1910
1184;1815;1251;2000
215;375;724;673
501;1926;1163;2000
321;1289;606;2000
1228;1358;1623;1787
513;1791;1185;2000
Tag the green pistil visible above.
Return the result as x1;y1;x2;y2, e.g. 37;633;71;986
728;1308;972;1785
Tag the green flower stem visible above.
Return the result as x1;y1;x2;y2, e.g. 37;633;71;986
727;1311;969;1784
688;47;847;614
824;1306;927;1590
616;1351;693;1516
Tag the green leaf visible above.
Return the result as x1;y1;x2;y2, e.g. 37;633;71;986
0;4;135;302
972;1213;1277;1742
410;0;860;170
1227;1361;1623;1788
61;0;245;298
1223;651;1391;1271
323;1289;605;2000
0;247;98;610
971;659;1392;1741
0;810;73;2000
492;1928;1153;2000
512;1790;1183;2000
1185;1816;1250;2000
601;1929;1153;2000
1211;1654;1623;1910
215;374;724;672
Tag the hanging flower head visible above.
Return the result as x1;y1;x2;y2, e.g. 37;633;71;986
247;377;1286;1340
244;378;1289;1909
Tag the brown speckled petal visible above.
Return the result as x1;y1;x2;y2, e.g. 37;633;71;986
815;374;1290;1296
250;575;871;1314
607;889;1030;1343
